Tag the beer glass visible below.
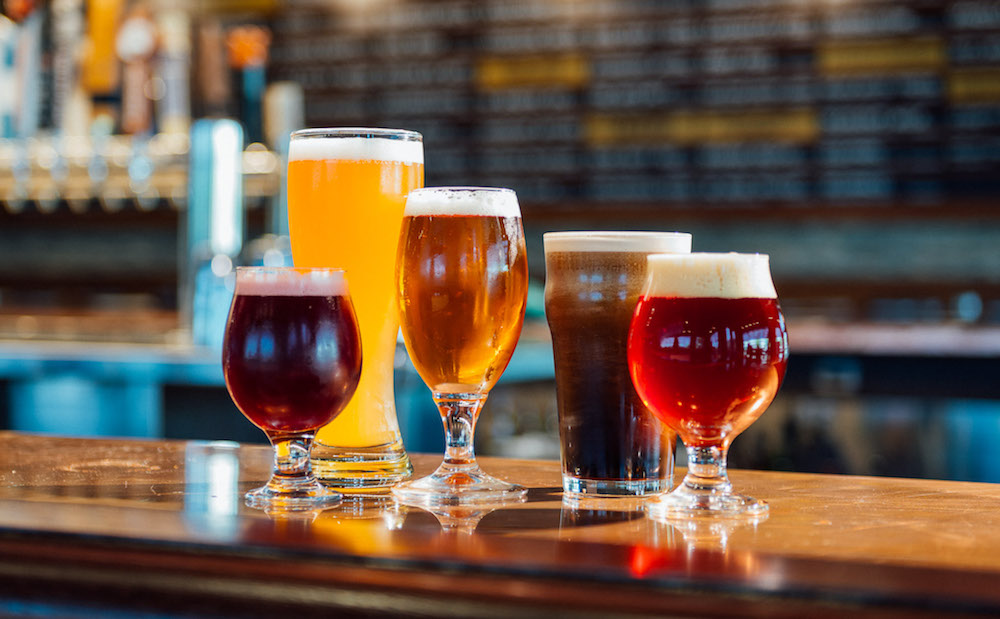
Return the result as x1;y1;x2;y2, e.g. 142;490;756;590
222;267;362;510
287;128;423;488
628;253;789;518
392;187;528;505
544;231;691;500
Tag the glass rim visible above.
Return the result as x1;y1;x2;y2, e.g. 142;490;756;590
408;186;515;195
543;230;692;254
290;127;422;142
646;251;770;264
235;266;347;274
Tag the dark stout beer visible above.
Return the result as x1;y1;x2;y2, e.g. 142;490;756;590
544;232;690;497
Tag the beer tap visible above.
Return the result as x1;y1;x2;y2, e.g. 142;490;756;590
7;138;29;213
115;4;156;209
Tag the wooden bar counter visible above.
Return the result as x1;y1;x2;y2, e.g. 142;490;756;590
0;432;998;617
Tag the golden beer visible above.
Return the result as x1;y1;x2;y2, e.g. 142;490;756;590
396;209;528;392
287;128;423;487
392;187;528;505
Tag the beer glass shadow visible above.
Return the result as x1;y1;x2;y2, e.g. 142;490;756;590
525;486;563;503
397;501;567;533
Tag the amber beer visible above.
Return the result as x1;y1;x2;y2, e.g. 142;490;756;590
544;232;690;498
286;128;423;487
396;188;528;393
392;186;528;504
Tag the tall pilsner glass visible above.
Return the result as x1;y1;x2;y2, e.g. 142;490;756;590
287;128;423;488
392;187;528;505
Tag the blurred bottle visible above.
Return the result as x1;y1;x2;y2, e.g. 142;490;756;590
196;18;230;118
155;9;190;135
115;4;156;136
185;118;244;349
0;15;16;138
226;24;269;144
263;80;303;238
80;0;121;96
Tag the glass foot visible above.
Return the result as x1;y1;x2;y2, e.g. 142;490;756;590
646;483;768;521
563;475;670;499
311;438;413;492
392;464;527;506
245;476;343;512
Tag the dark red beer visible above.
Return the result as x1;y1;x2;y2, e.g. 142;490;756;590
628;296;788;448
223;293;362;435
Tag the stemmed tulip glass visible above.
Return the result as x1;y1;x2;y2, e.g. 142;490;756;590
391;187;529;505
223;267;362;510
627;253;789;519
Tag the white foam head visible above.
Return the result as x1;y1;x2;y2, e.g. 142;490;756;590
644;253;777;299
289;128;423;164
543;231;691;254
236;267;349;297
404;186;521;217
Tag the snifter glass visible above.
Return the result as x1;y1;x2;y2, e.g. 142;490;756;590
627;253;789;519
392;187;528;505
222;267;362;510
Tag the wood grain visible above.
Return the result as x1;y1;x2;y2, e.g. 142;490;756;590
0;432;998;617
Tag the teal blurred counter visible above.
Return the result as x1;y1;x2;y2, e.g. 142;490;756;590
0;331;556;444
0;339;222;437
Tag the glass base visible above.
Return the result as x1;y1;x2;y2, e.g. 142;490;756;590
562;475;670;499
392;464;527;506
646;483;768;521
310;437;413;492
245;476;342;512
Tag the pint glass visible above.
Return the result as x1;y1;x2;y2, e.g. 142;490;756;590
544;231;691;499
287;128;423;488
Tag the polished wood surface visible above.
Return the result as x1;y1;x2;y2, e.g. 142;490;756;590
0;432;998;617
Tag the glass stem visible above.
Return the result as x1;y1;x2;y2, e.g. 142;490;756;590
270;433;315;479
682;444;733;494
432;392;487;471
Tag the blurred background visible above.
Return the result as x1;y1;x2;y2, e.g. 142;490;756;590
2;0;1000;481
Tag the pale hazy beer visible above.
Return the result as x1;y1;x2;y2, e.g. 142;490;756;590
544;231;690;499
287;128;423;487
392;187;528;505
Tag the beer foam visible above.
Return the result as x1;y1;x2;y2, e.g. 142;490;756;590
644;253;777;299
236;268;349;297
404;187;521;217
289;130;423;164
543;231;691;254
